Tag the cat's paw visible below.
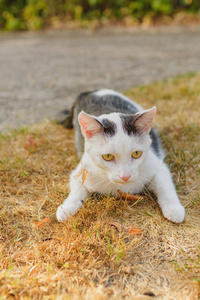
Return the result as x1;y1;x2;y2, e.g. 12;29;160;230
162;204;185;223
56;205;69;222
56;201;83;222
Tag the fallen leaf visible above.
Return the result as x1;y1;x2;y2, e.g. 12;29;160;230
24;135;37;149
74;167;88;184
106;220;142;236
128;224;142;235
123;266;132;275
33;218;51;229
117;190;143;201
106;220;122;233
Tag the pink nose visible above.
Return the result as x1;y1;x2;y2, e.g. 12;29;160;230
120;175;131;182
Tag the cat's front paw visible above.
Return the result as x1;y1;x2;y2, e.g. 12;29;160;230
56;201;83;222
56;205;69;222
161;203;185;223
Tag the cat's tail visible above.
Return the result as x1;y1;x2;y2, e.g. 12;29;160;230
55;104;75;129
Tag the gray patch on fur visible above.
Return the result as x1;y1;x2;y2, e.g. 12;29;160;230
120;114;140;136
101;118;117;137
75;90;140;116
120;113;163;158
149;128;164;158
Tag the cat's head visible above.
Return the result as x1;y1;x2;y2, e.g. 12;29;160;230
78;107;156;184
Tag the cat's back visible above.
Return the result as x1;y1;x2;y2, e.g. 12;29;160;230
58;89;142;129
74;89;143;117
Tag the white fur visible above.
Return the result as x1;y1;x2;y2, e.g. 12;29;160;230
56;111;185;223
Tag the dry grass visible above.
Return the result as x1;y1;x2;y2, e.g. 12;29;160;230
0;73;200;299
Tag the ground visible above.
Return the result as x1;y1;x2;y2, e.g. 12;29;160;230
0;73;200;299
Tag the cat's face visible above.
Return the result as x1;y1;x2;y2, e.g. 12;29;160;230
78;108;156;184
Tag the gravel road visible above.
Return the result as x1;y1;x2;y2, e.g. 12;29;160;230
0;25;200;131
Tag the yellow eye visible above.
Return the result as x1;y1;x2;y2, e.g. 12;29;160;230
131;151;142;158
102;154;114;161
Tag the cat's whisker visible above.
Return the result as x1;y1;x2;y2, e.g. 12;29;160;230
90;177;112;192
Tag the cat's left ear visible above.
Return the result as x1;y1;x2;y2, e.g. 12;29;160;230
78;111;103;139
135;107;157;133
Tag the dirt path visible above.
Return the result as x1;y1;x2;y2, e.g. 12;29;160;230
0;25;200;131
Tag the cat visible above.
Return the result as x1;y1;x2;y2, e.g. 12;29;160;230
56;89;185;223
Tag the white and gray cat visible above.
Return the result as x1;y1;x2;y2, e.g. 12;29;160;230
56;89;185;223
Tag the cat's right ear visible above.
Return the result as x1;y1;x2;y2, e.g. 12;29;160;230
78;111;103;139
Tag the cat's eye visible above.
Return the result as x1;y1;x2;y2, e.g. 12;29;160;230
131;151;142;158
102;154;114;161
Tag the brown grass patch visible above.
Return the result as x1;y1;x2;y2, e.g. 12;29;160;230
0;73;200;299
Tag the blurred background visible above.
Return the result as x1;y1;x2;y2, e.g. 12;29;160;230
0;0;200;131
0;0;200;30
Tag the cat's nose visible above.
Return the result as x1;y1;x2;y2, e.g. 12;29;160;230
120;175;131;182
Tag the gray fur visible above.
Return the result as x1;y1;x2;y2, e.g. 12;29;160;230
120;114;140;136
58;90;163;159
101;118;117;137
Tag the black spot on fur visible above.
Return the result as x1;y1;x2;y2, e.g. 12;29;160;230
120;114;162;158
120;114;139;136
101;118;117;137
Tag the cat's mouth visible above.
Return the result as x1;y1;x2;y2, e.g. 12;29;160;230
111;178;134;185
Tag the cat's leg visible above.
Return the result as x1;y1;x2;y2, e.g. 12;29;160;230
147;163;185;223
56;166;90;222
